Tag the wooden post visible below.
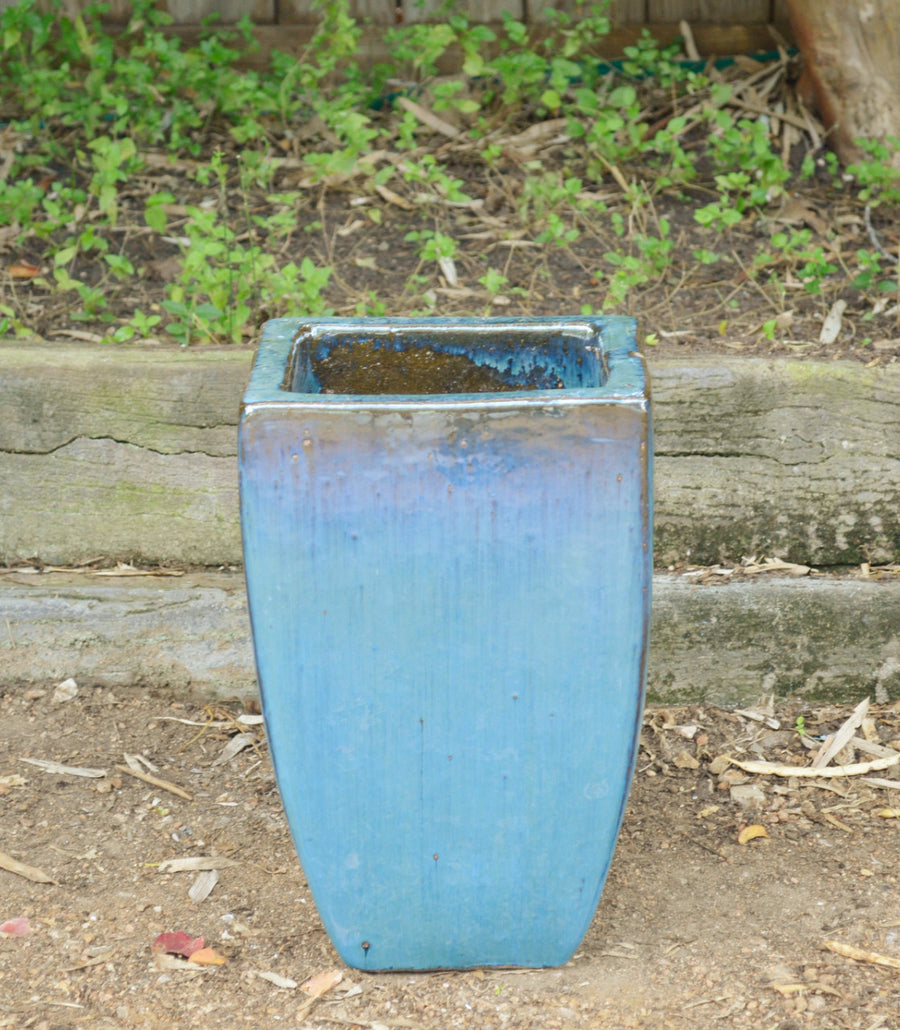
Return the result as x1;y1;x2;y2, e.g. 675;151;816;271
784;0;900;165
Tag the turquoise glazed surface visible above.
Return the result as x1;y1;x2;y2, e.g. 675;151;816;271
239;317;652;970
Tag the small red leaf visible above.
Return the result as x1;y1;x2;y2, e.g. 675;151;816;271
1;917;31;937
7;261;40;279
152;931;205;957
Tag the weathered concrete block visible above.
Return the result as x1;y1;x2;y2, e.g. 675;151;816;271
1;572;896;706
652;359;900;566
1;344;897;567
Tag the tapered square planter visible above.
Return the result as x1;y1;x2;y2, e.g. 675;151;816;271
239;316;652;971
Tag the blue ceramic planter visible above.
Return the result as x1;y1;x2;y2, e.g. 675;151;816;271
239;316;651;971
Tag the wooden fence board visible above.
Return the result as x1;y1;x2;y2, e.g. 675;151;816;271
2;0;794;55
531;0;643;23
402;0;523;23
7;0;791;27
139;21;789;67
648;0;768;20
280;0;398;24
159;0;273;22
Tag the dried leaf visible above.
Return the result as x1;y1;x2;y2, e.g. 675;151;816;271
741;555;811;577
0;917;31;937
336;219;365;238
157;856;239;874
821;812;854;833
7;261;40;279
734;708;780;730
673;751;700;770
258;970;298;989
122;752;159;773
730;753;900;778
212;733;255;768
300;968;343;998
188;869;219;903
438;255;458;287
771;981;842;998
21;757;106;778
738;825;769;845
819;299;847;344
0;850;56;884
152;951;203;973
811;698;869;769
500;117;569;147
373;183;414;211
187;946;226;966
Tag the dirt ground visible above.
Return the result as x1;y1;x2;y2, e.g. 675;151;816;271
4;685;900;1030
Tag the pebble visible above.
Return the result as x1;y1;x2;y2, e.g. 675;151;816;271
730;783;767;809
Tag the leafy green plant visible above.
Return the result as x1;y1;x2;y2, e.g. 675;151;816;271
399;155;473;204
156;151;333;343
761;229;839;295
478;268;508;296
405;229;460;285
846;137;900;206
111;309;162;342
852;249;898;294
87;136;142;225
1;0;898;345
517;172;584;246
600;219;673;310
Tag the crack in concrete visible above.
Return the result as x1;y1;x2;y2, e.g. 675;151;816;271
0;434;236;459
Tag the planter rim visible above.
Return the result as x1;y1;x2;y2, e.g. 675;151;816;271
242;315;647;410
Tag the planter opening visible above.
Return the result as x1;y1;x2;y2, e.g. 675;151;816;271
285;322;609;395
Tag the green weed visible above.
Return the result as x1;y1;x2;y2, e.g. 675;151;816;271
0;0;896;342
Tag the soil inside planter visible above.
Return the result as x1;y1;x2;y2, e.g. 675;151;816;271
311;340;564;394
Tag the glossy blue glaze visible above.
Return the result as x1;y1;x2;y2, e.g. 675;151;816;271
239;317;652;970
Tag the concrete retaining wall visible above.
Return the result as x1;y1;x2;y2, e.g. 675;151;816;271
2;344;898;568
2;571;897;706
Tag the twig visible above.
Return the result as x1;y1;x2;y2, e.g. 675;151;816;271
179;709;217;752
864;204;900;265
727;97;812;133
822;939;900;971
730;753;900;778
395;97;459;139
679;20;700;61
115;764;192;801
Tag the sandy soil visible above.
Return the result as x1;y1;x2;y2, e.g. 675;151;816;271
3;685;900;1030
